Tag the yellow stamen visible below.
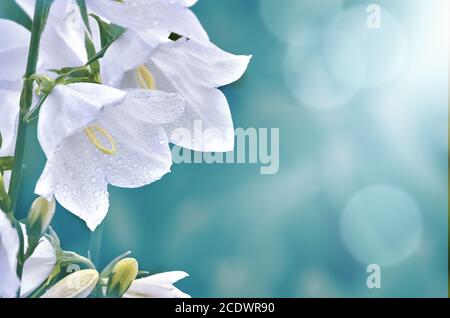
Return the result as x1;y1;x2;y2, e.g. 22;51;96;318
136;65;156;90
84;125;117;155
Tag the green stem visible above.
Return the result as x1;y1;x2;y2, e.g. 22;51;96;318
8;114;27;214
8;0;53;213
9;1;54;287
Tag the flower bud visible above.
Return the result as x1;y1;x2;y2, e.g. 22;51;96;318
106;258;139;298
41;269;99;298
28;197;55;237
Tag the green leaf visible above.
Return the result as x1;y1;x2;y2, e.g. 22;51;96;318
90;14;113;48
62;68;92;80
50;66;88;76
85;17;126;67
85;35;123;68
76;0;91;33
61;77;98;85
24;94;50;123
90;14;125;40
84;33;101;82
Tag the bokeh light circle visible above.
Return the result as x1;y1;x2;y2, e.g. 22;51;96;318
259;0;343;43
340;185;423;267
283;30;365;110
328;6;407;88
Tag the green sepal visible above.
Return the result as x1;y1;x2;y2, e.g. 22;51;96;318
90;14;125;48
84;33;101;82
85;17;126;67
76;0;91;33
0;157;14;172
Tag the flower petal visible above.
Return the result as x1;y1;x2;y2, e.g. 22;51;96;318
134;59;235;152
86;0;208;42
124;271;190;298
35;133;110;231
0;19;30;89
20;225;57;298
40;269;99;298
2;171;11;191
15;0;87;71
37;83;126;159
173;0;198;7
0;211;20;298
0;89;20;157
140;271;189;285
164;86;235;152
101;30;162;87
40;2;88;71
130;38;251;152
97;105;173;188
154;38;251;88
124;90;185;125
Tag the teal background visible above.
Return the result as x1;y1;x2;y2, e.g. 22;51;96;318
1;0;448;297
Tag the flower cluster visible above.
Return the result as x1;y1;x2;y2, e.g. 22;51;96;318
0;0;250;298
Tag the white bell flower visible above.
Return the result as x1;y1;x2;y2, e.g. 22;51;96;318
0;13;186;230
123;271;190;298
35;84;185;230
0;211;20;298
102;33;251;152
11;0;251;154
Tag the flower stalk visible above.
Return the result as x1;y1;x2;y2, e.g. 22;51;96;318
9;0;54;285
8;0;54;214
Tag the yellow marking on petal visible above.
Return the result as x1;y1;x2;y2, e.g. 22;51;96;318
136;65;156;90
84;125;117;155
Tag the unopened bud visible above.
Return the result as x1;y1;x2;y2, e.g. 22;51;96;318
28;197;55;236
41;269;99;298
106;258;138;298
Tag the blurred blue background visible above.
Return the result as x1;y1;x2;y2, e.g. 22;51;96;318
1;0;447;297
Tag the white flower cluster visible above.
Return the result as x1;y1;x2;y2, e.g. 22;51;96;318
0;0;250;298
